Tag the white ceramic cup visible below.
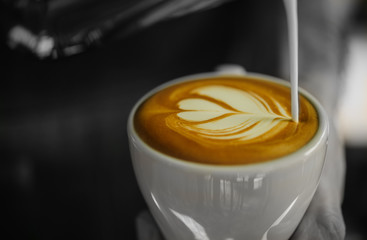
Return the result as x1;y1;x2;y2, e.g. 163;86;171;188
127;70;329;240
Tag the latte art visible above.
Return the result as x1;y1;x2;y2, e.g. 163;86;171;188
171;85;291;143
134;76;318;165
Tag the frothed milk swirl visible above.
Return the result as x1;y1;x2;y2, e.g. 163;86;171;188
134;75;318;165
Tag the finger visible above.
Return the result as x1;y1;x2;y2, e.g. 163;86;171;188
139;1;194;27
136;210;163;240
171;0;228;17
290;184;346;240
139;0;229;27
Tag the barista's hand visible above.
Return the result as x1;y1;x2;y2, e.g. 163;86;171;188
139;0;231;27
290;121;346;240
290;185;345;240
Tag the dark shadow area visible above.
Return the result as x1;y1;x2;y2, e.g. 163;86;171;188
343;146;367;240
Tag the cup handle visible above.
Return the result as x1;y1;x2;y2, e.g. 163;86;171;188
215;64;247;75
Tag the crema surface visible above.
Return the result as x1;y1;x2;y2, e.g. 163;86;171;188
134;76;318;165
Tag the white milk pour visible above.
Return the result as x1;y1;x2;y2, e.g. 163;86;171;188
283;0;299;122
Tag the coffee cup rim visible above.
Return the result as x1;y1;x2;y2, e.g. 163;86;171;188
127;71;329;172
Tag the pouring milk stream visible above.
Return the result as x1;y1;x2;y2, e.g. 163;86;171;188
283;0;299;122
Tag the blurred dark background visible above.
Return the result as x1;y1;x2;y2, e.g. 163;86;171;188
1;0;366;239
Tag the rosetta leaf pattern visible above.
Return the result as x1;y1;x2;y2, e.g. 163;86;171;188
175;85;291;141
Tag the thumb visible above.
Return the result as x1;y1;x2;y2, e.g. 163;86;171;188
136;210;164;240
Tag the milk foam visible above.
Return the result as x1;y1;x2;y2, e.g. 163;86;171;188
174;85;291;141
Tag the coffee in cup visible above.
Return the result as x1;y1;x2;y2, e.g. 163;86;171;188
134;75;318;165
